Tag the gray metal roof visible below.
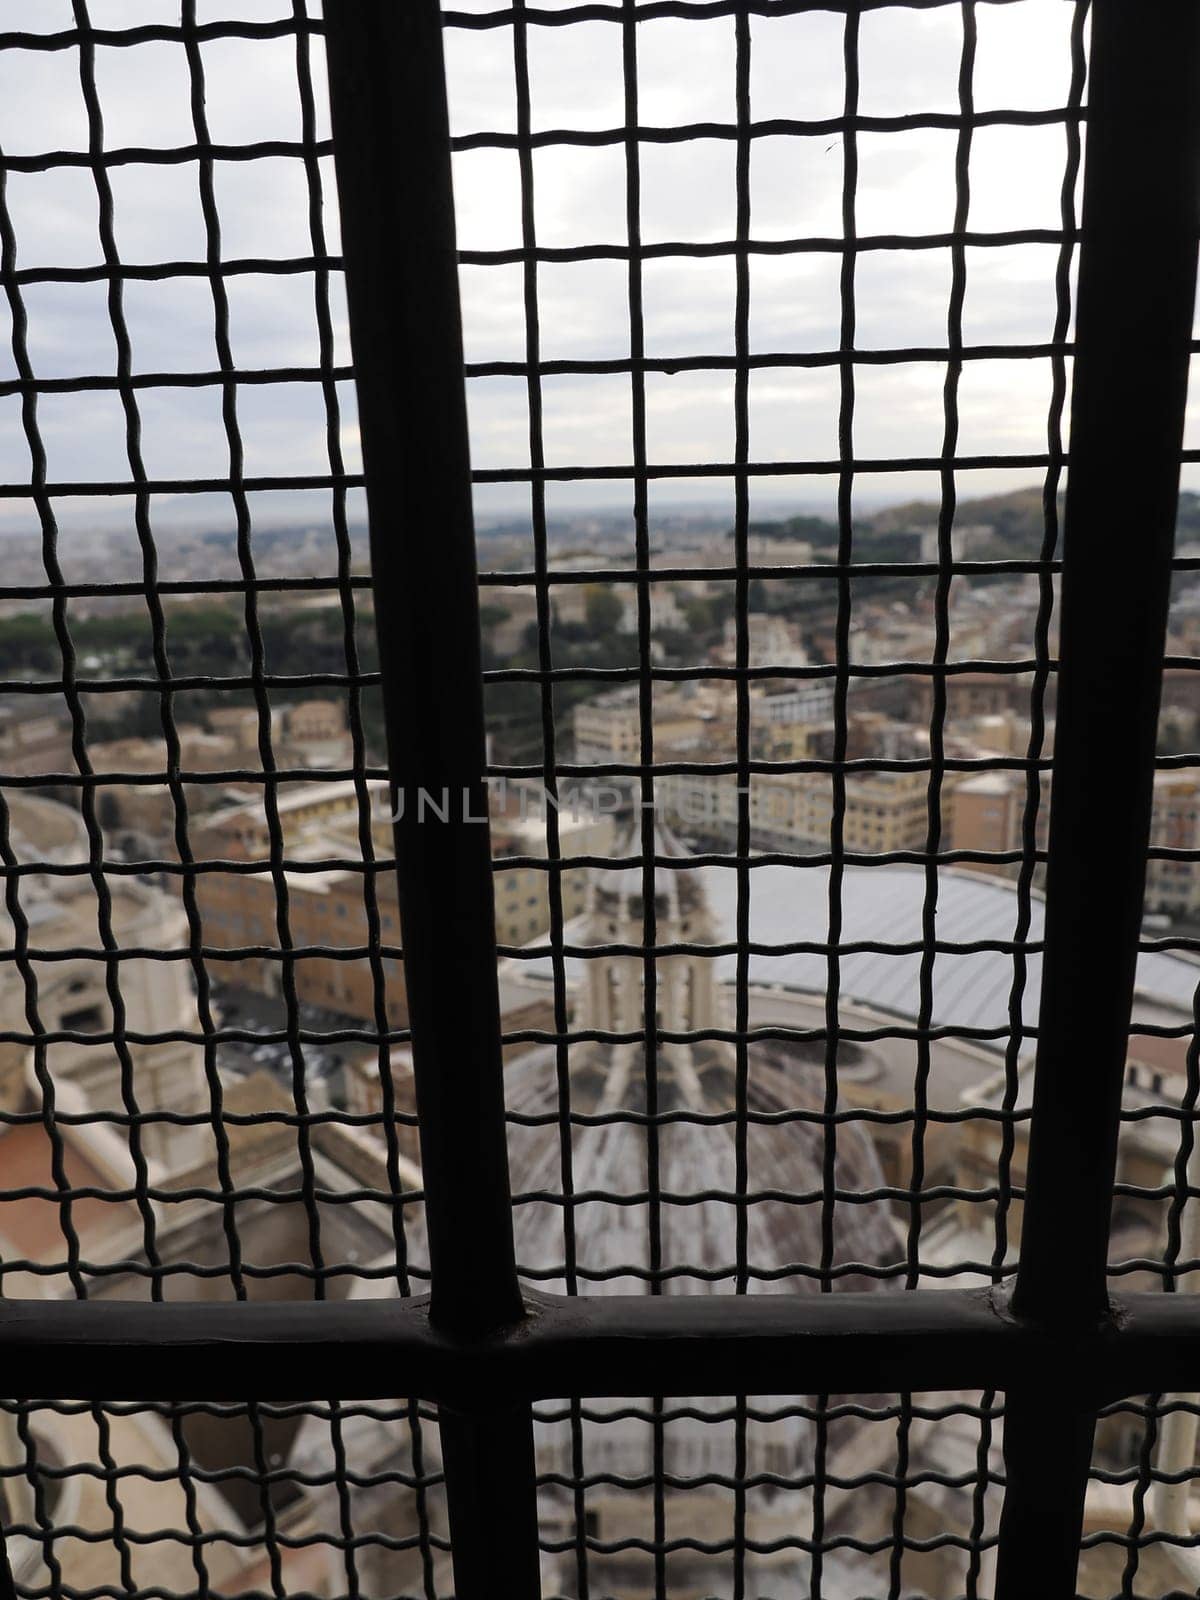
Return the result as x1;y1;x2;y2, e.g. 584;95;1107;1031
707;864;1200;1033
509;864;1200;1038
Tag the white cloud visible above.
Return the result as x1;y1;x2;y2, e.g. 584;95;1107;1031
0;0;1120;527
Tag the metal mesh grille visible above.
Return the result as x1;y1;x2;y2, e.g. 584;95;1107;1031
0;0;424;1304
530;1391;1003;1598
458;0;1087;1292
441;8;1087;1592
0;2;1199;1599
1081;1397;1200;1600
0;10;443;1594
0;1397;449;1600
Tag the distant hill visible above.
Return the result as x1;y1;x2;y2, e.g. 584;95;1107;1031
863;485;1050;542
744;485;1200;557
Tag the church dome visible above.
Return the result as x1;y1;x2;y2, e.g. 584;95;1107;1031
409;805;900;1595
506;1041;897;1298
518;798;899;1296
502;1038;898;1599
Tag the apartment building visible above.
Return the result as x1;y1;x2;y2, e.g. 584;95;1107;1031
1146;770;1200;917
490;797;616;947
197;779;615;1020
573;686;710;766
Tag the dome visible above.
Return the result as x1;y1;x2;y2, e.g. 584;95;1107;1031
409;809;902;1596
501;1039;897;1599
506;1041;897;1297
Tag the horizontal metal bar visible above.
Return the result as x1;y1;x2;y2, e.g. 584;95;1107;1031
450;108;1082;150
0;18;322;49
464;341;1072;375
441;0;1068;28
4;254;342;285
0;363;350;398
0;450;1196;499
457;228;1076;263
0;140;332;174
0;1289;1198;1408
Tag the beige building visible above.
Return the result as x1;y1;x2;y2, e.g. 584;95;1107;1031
279;698;352;768
204;703;265;754
283;698;346;745
89;734;175;843
950;760;1200;903
197;776;387;861
718;610;808;668
197;778;613;1021
912;669;1045;730
87;723;257;848
1146;771;1200;916
576;693;944;854
197;853;409;1024
0;794;208;1169
660;751;933;856
0;701;72;776
950;771;1026;867
491;796;616;949
573;686;710;766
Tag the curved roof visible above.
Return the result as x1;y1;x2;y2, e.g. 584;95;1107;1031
407;1040;898;1490
701;863;1200;1034
508;863;1200;1037
502;1043;897;1296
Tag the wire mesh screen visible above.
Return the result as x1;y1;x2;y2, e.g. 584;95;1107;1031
459;0;1088;1295
0;4;452;1592
531;1391;1002;1599
1;0;1199;1598
449;1;1084;1593
0;1396;450;1600
0;0;427;1306
1080;1396;1200;1600
1113;563;1200;1301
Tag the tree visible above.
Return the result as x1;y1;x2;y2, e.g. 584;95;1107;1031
584;585;625;636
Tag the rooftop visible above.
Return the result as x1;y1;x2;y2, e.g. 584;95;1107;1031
508;862;1200;1041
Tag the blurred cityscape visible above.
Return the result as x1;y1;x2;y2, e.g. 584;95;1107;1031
5;484;1200;1595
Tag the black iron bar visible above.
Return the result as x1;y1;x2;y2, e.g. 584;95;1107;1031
321;4;539;1595
996;1;1200;1594
321;0;521;1339
0;1289;1198;1410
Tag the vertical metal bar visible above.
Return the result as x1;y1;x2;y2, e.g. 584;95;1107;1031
1011;0;1200;1330
436;1403;543;1598
506;2;591;1588
997;2;1200;1594
996;1394;1097;1597
731;6;751;1597
617;9;671;1597
321;5;541;1596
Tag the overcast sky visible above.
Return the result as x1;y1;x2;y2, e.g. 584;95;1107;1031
0;1;1193;539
